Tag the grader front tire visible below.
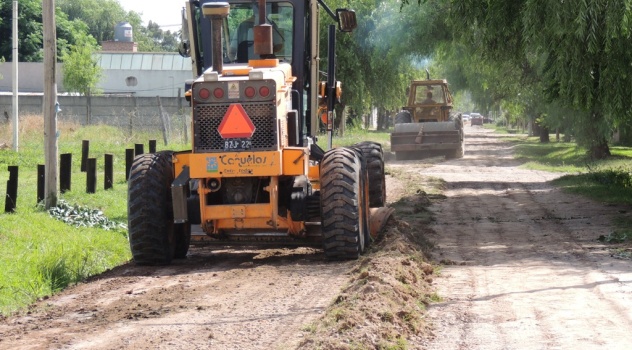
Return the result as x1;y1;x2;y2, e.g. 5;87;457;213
354;141;386;207
320;147;367;259
128;151;191;265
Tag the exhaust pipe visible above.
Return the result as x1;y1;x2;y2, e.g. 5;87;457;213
253;0;273;57
202;2;230;73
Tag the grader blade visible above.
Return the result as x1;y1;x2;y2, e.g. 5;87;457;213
369;207;395;239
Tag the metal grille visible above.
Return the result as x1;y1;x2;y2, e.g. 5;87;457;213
193;103;277;152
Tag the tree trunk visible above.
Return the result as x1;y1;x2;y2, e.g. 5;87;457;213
589;137;611;160
539;127;550;143
585;111;611;159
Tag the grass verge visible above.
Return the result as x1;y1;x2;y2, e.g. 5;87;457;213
0;115;189;315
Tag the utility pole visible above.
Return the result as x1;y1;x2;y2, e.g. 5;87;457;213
43;0;58;209
12;1;18;151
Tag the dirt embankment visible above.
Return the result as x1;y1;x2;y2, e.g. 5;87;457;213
1;125;632;349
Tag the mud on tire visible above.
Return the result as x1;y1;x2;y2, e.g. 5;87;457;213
353;141;386;207
128;151;191;265
320;147;367;259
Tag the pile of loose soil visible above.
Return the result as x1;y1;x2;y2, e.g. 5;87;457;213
299;214;438;349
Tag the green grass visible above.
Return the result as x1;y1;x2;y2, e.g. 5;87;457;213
0;116;190;315
552;169;632;206
316;128;391;150
509;136;590;173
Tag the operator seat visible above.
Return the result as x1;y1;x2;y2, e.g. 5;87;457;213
236;18;254;63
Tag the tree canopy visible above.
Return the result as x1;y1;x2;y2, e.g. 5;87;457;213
61;32;102;96
436;0;632;158
0;0;181;63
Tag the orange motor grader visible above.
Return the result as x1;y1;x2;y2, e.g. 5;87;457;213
127;0;393;265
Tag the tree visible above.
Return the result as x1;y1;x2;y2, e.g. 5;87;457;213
61;33;102;96
57;0;128;43
58;0;179;53
0;0;43;61
444;0;632;159
0;0;92;62
141;21;180;52
320;0;442;128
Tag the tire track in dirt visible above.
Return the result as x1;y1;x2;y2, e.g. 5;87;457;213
399;126;632;350
0;248;353;350
509;181;632;347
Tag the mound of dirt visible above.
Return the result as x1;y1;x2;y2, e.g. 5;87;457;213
299;218;437;349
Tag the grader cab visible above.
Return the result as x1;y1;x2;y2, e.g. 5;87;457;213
126;0;393;265
391;79;464;160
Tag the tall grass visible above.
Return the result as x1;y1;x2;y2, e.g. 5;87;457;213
0;115;189;315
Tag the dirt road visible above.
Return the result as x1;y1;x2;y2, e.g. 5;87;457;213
0;247;356;350
417;126;632;349
1;125;631;349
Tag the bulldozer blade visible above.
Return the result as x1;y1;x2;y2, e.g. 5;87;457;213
369;207;395;239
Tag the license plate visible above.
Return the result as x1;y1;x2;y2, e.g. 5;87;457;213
224;139;252;151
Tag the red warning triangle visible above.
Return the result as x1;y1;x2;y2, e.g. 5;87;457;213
217;104;256;139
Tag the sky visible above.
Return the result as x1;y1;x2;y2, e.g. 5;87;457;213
119;0;184;30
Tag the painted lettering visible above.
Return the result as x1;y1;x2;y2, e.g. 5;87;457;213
220;155;268;167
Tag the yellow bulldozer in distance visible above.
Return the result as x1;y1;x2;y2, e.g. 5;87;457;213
126;0;393;265
391;79;465;160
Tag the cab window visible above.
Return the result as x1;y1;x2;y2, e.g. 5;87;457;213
224;2;293;63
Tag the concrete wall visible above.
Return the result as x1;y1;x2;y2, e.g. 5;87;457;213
98;69;191;97
0;63;65;93
0;59;193;97
0;95;188;132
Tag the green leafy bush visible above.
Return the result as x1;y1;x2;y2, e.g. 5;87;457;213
589;167;632;188
48;200;127;232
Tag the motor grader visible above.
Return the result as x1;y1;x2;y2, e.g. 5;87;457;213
391;79;464;160
127;0;393;265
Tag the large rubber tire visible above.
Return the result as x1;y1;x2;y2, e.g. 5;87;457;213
394;110;412;124
350;147;372;250
353;141;386;207
320;147;367;259
128;151;191;265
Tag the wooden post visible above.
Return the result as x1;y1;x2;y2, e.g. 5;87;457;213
86;89;92;124
340;106;347;137
5;165;18;213
125;148;134;181
130;94;137;136
157;96;169;145
37;164;45;203
60;153;72;193
81;140;89;172
134;143;144;156
104;154;113;190
43;0;58;209
86;158;96;194
149;139;157;153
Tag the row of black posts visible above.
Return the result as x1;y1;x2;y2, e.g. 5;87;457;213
4;139;157;213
